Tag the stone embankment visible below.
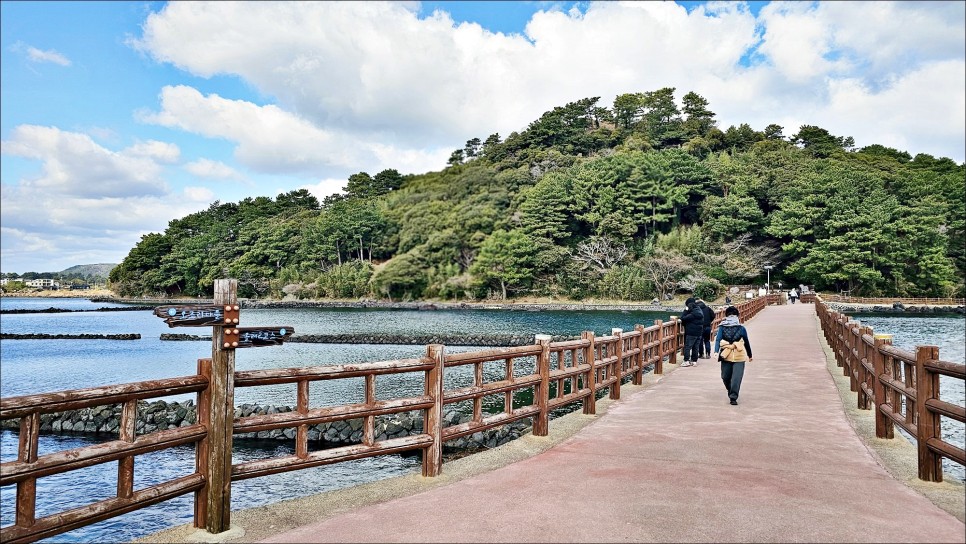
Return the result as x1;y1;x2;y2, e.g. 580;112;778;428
0;306;154;314
160;333;578;347
1;333;141;340
826;302;965;315
0;400;530;452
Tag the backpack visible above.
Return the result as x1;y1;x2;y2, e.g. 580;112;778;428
718;326;747;362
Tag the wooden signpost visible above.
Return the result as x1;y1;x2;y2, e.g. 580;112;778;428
154;304;293;349
151;281;295;535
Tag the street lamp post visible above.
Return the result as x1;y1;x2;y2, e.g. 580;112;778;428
764;265;773;293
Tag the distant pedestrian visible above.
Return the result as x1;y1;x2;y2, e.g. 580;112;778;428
789;288;798;304
715;306;753;405
697;299;714;359
680;297;704;367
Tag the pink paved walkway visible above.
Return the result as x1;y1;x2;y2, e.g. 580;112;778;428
264;303;965;543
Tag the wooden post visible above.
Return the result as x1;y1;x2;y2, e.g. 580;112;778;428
858;326;872;410
654;320;664;375
873;334;893;439
423;344;444;477
534;335;552;436
296;380;309;459
581;331;596;415
117;400;137;499
204;279;237;534
16;412;39;530
194;358;212;528
610;329;622;400
915;345;943;482
667;317;678;366
634;324;645;385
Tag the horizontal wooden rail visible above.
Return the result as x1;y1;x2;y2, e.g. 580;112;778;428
233;397;435;434
444;344;543;365
1;425;207;485
0;473;205;544
232;435;435;481
234;358;434;386
0;375;209;419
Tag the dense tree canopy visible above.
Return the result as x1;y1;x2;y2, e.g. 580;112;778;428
110;89;965;300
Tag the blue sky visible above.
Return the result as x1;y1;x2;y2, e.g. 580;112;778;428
1;1;964;274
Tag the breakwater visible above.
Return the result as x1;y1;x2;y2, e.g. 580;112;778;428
160;332;578;346
0;306;155;314
826;302;965;315
1;333;141;340
0;400;530;452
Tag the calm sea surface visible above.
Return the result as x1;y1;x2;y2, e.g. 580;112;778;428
0;298;963;541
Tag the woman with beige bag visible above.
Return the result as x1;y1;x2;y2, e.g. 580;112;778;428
714;306;754;405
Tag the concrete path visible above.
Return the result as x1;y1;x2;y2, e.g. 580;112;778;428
263;303;964;543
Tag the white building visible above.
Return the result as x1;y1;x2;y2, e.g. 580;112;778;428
26;278;59;289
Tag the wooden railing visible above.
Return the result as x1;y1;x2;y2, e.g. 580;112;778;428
820;294;965;306
815;297;966;482
0;295;769;542
0;364;211;543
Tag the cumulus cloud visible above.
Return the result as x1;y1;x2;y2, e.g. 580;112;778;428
1;125;170;198
139;85;451;176
184;158;242;180
129;1;964;163
0;127;214;272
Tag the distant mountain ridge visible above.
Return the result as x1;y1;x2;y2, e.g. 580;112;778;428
60;264;117;277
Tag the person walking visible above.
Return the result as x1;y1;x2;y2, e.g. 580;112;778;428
789;287;799;304
714;306;753;405
680;297;704;367
697;299;714;359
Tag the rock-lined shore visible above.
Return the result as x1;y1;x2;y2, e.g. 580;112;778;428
160;332;579;346
825;302;965;315
0;400;531;452
1;333;141;340
89;296;964;314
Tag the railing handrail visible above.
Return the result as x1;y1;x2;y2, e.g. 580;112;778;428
814;295;966;483
0;291;772;543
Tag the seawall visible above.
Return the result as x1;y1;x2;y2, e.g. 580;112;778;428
0;400;530;452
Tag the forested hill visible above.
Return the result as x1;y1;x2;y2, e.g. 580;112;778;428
109;89;966;301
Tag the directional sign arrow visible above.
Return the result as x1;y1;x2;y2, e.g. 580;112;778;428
154;304;240;328
221;326;294;349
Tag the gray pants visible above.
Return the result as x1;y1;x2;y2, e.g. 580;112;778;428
721;361;746;401
684;335;702;363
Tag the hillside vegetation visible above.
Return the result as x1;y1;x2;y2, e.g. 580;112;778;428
108;89;965;301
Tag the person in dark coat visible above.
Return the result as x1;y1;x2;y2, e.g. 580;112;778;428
714;306;754;405
680;297;705;367
697;299;715;359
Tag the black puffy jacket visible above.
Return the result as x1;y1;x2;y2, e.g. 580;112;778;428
680;304;705;336
700;303;715;328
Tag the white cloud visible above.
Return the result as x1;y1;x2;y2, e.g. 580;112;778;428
130;1;963;163
299;178;348;202
1;125;170;198
125;140;181;163
0;182;214;273
0;127;214;272
139;85;450;176
184;158;242;180
23;45;71;66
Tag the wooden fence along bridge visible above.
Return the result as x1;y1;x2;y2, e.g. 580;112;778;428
1;280;964;543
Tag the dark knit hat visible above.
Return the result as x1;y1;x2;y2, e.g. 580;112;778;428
685;297;696;306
